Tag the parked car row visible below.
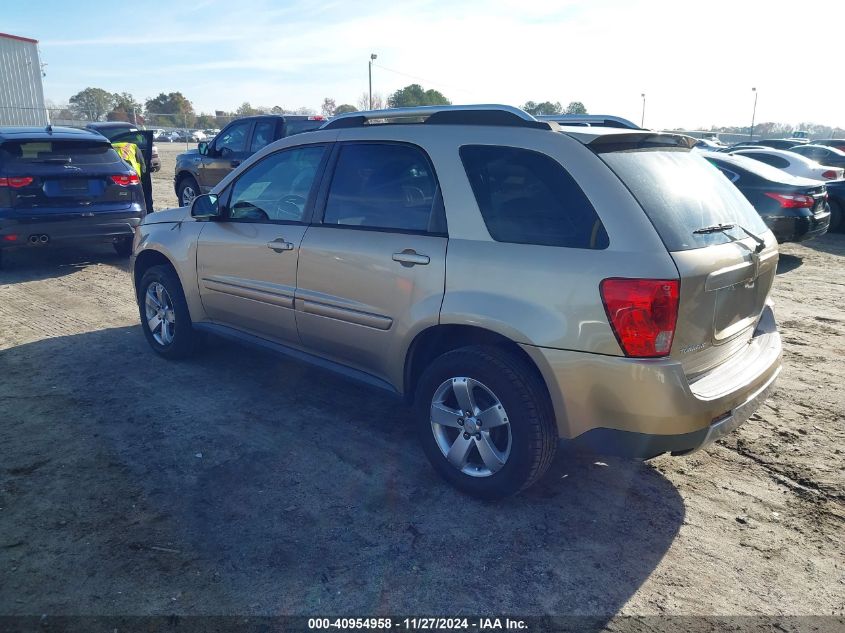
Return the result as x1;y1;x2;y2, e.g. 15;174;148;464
702;152;833;240
691;136;844;236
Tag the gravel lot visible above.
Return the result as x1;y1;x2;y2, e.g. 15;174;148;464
0;143;843;621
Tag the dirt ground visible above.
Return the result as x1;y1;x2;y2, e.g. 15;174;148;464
0;144;843;623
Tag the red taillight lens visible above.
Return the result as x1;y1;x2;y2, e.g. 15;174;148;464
111;174;140;186
764;192;815;208
600;278;680;358
2;234;19;242
0;177;34;188
821;170;838;180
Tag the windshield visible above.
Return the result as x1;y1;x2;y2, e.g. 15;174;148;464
599;148;769;251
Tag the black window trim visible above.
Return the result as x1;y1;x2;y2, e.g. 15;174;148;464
312;140;448;237
217;142;331;226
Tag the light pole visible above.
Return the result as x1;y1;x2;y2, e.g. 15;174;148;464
750;87;757;141
368;53;378;110
640;93;646;128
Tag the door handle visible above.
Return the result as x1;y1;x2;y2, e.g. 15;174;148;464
392;249;430;267
267;238;294;253
230;160;241;167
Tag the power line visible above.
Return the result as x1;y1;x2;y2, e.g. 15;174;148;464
371;63;473;95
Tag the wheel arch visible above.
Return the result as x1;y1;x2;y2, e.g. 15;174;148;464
133;247;179;300
175;169;199;192
403;324;553;410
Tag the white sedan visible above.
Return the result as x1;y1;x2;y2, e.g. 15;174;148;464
730;147;844;181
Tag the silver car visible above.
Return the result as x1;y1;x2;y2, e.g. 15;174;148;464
131;105;782;498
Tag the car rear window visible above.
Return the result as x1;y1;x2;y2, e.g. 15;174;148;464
282;120;323;137
460;145;608;249
0;140;121;166
599;148;769;251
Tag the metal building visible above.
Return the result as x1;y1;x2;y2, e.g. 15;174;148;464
0;32;48;126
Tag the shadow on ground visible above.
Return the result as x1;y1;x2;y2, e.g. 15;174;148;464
0;326;684;618
0;244;128;284
800;231;845;258
776;253;803;275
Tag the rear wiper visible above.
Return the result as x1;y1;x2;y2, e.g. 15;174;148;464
693;223;765;253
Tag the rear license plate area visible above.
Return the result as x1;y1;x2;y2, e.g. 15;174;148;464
60;179;89;192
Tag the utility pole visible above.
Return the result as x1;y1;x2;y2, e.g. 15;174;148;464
750;87;757;141
640;93;646;128
368;53;378;110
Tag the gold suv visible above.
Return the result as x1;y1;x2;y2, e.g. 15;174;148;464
132;105;782;498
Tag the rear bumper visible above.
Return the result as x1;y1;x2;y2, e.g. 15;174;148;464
521;304;782;459
765;210;830;243
0;209;143;248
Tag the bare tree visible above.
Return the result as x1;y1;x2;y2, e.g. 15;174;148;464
357;92;384;111
321;98;337;117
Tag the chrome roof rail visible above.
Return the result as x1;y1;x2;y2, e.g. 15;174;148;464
321;104;553;130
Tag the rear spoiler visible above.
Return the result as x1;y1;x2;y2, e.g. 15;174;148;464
586;132;697;154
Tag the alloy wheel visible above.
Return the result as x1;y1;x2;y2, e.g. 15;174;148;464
144;282;176;346
430;377;512;477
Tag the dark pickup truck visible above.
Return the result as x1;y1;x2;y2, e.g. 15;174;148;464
173;114;325;206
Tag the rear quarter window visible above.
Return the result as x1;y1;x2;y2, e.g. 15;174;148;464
600;148;769;251
459;145;608;249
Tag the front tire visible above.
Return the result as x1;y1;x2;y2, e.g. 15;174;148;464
137;265;200;359
414;346;557;499
177;176;200;208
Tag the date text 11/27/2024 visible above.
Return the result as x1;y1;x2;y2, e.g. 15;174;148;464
307;618;529;630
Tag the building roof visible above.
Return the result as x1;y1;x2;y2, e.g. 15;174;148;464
0;32;39;44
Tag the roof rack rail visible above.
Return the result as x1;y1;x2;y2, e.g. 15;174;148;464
535;114;642;130
321;104;554;130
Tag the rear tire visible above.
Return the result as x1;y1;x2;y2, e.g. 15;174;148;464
137;264;201;359
828;199;843;233
113;237;133;257
414;345;557;499
177;176;200;208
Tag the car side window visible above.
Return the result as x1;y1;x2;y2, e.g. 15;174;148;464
214;120;251;156
323;143;443;233
250;120;276;153
460;145;608;249
227;144;326;223
748;153;790;169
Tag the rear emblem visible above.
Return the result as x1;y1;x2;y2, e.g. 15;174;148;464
680;343;706;354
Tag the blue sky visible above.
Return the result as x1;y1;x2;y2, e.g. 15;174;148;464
7;0;845;129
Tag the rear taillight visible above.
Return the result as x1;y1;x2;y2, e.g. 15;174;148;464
821;170;839;180
308;115;325;121
600;278;680;358
764;192;815;208
0;177;34;188
111;174;140;186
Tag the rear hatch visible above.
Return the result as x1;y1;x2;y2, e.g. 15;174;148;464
593;134;778;376
0;138;140;214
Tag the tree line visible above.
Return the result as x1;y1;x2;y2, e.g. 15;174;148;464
56;84;590;127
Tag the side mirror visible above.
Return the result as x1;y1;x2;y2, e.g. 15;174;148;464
191;193;220;218
198;141;209;156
